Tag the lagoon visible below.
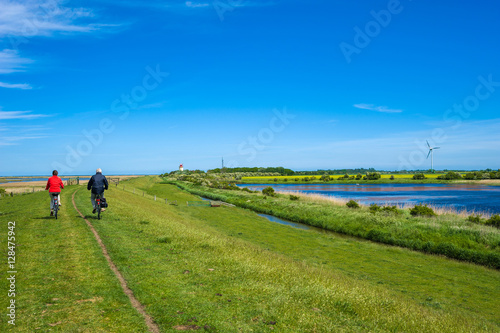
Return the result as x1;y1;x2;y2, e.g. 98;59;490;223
239;183;500;215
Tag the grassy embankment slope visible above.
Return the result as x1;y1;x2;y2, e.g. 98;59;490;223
128;176;499;329
1;177;499;331
168;179;500;269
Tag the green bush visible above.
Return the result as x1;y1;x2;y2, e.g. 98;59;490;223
485;215;500;228
365;172;381;180
369;204;381;212
467;214;483;224
346;200;360;209
241;187;253;193
356;173;363;180
412;173;426;180
410;204;436;217
370;204;401;215
437;171;462;180
262;187;275;197
390;175;395;180
382;206;402;215
289;195;300;201
464;172;476;180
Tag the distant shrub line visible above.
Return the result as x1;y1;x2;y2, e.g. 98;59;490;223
165;180;500;269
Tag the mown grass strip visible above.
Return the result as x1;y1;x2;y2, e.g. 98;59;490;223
72;190;160;333
74;179;499;331
0;187;149;332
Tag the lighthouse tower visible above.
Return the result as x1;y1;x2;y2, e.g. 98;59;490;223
179;164;184;172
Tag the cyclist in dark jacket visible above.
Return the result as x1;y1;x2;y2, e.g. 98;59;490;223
87;168;109;214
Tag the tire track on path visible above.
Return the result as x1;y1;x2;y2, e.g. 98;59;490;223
72;190;160;333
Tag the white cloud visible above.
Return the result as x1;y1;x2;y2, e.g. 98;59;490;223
0;135;46;146
0;0;107;38
185;1;210;8
354;103;402;114
0;49;33;74
0;81;32;89
0;110;48;120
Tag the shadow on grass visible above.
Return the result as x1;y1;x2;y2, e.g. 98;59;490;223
33;216;58;220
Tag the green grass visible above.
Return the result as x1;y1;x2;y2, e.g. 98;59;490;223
0;187;149;332
126;177;500;327
168;180;500;269
2;178;499;332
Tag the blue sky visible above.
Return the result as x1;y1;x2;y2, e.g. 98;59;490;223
0;0;499;175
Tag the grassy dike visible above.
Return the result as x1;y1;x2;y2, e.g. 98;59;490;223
1;178;499;331
0;187;149;332
166;180;500;269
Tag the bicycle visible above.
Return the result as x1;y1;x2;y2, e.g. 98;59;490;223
51;193;60;219
94;193;106;220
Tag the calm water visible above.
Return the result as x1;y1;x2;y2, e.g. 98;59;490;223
239;183;500;215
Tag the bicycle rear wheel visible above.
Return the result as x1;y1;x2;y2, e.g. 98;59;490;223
97;200;101;220
54;199;58;219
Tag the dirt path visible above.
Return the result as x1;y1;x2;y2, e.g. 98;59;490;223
71;190;160;333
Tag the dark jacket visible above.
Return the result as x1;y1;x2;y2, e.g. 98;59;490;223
87;172;109;194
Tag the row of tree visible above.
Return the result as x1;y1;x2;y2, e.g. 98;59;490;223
207;167;295;175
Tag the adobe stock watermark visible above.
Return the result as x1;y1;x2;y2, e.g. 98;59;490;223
213;0;244;21
398;74;499;170
339;0;407;64
225;108;295;168
51;65;169;174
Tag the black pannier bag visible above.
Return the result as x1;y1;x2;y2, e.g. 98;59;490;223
100;197;108;208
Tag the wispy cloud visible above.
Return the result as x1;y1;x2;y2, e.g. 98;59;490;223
185;1;210;8
0;81;32;89
0;0;116;38
0;111;49;120
0;49;33;74
354;103;402;114
0;135;46;146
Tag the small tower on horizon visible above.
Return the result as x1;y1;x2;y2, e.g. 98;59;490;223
179;164;184;172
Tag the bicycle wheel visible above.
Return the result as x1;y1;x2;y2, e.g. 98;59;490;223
54;198;58;219
97;199;101;220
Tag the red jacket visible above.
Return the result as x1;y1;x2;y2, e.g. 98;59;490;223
46;176;64;193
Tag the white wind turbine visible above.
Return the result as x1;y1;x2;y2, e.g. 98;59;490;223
426;140;440;172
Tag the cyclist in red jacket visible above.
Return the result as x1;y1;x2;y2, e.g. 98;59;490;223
45;170;64;216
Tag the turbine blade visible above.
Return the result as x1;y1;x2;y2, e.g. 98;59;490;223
427;150;431;159
434;147;440;149
426;140;430;148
